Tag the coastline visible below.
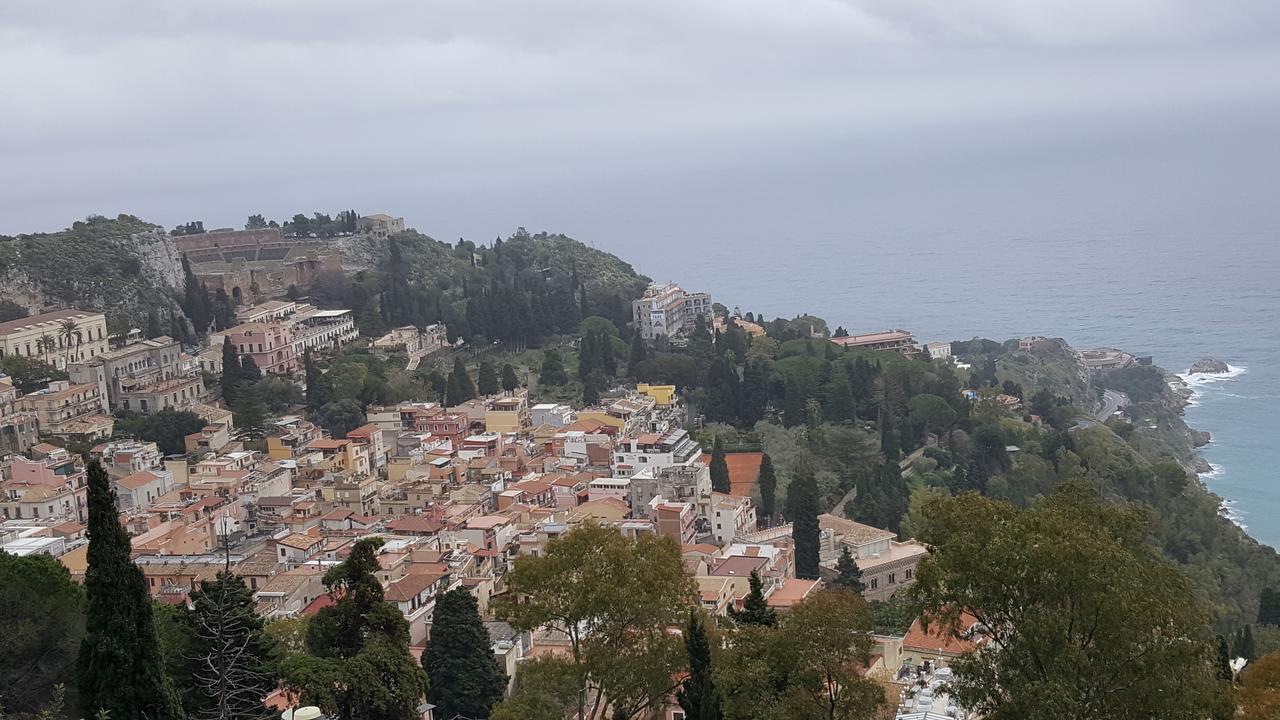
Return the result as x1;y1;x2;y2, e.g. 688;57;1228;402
1171;364;1252;532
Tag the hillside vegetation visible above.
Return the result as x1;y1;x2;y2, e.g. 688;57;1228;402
0;215;184;333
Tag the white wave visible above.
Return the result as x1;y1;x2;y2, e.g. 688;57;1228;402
1178;364;1248;387
1219;499;1248;531
1199;462;1225;479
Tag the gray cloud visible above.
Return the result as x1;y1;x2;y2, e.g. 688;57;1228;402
1;0;1278;235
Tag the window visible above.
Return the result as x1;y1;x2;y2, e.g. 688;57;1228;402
889;573;897;584
905;569;913;581
869;578;878;590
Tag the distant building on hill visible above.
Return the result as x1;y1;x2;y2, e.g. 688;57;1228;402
830;329;917;356
355;213;405;239
632;283;713;341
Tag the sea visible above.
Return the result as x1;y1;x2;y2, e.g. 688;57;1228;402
530;108;1280;547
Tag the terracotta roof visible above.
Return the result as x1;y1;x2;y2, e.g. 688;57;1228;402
384;572;444;602
387;516;444;535
902;612;984;656
277;533;322;550
116;470;162;490
308;438;350;450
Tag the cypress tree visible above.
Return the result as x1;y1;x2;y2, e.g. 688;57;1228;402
78;460;186;720
234;385;267;435
790;469;821;580
1216;636;1233;681
600;333;618;377
833;546;865;593
221;337;241;403
757;453;777;525
732;570;777;627
879;401;901;462
477;361;500;396
449;358;476;404
421;589;507;720
578;332;597;381
146;311;163;340
500;363;520;392
304;350;330;412
676;611;723;720
1259;587;1280;626
629;330;648;371
240;354;262;383
709;436;730;494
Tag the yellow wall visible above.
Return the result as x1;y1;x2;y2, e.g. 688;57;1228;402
637;383;676;407
577;410;625;431
485;410;523;435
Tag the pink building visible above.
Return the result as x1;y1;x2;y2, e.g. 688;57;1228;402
217;322;298;375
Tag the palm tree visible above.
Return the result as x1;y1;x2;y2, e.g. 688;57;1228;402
40;332;57;365
58;318;79;368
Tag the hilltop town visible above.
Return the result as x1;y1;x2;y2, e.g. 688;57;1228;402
1;213;1278;720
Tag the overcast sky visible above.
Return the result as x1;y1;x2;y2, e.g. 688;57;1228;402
3;0;1279;243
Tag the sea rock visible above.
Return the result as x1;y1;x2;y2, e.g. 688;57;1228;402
1189;357;1230;374
1191;429;1212;447
1193;457;1213;474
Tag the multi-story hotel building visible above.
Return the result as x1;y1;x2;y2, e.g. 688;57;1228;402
0;309;109;370
632;283;713;341
16;380;113;441
70;336;204;414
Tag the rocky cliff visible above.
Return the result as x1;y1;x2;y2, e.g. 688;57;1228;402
0;215;185;331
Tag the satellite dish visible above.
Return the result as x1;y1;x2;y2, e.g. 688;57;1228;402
282;707;323;720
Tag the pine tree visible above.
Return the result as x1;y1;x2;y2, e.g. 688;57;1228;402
790;470;821;579
539;350;568;386
183;572;277;719
500;363;520;392
284;538;428;720
676;611;722;720
477;361;500;396
628;331;648;371
709;436;730;494
421;589;507;720
731;570;777;627
239;354;262;383
833;547;865;593
221;337;241;403
757;453;777;524
78;460;186;720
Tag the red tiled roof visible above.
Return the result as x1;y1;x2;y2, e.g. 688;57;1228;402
902;612;983;656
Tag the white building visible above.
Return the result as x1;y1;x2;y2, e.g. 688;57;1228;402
924;342;952;360
531;403;575;428
632;283;713;341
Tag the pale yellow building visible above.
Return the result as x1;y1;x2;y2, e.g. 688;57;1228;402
636;383;676;407
0;310;109;370
17;380;113;441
